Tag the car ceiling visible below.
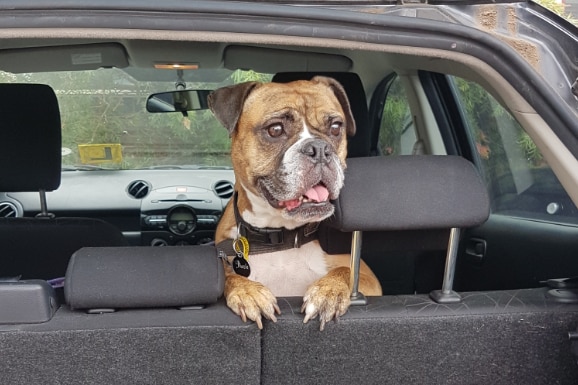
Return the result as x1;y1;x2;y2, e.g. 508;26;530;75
0;28;558;117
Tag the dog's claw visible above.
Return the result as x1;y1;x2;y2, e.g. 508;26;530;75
226;278;279;329
302;278;351;331
262;302;281;322
320;318;327;332
239;307;248;323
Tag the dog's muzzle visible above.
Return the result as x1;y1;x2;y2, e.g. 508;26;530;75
300;138;332;165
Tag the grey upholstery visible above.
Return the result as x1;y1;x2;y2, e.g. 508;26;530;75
65;246;225;310
262;289;578;385
0;84;127;281
328;155;490;232
0;302;261;384
2;289;576;384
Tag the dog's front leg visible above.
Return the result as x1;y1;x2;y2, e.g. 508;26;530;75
225;273;281;329
301;266;351;331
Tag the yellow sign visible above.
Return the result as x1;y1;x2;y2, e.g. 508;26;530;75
78;144;123;165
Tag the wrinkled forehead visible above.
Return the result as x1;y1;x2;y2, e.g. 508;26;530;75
242;81;344;118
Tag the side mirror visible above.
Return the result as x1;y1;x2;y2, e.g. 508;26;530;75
146;89;212;113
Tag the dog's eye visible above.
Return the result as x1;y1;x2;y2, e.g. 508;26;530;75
267;124;284;138
329;121;342;136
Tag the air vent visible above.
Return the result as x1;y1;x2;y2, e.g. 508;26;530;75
0;202;18;218
127;180;151;199
213;180;234;199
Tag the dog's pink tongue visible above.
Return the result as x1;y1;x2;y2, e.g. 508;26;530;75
304;185;329;202
279;185;329;211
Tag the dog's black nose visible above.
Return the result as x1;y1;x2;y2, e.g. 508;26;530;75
301;139;331;163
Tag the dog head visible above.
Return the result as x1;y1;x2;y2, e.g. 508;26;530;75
208;76;355;228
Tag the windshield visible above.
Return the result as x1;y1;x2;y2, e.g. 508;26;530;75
0;68;272;170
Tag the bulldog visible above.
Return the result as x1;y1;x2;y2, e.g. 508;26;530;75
208;76;382;330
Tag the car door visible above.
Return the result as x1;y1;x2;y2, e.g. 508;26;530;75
372;69;578;293
422;71;578;292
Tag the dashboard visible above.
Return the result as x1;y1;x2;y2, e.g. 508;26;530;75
0;169;235;246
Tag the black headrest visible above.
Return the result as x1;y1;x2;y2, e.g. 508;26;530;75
272;72;370;158
328;155;490;232
0;84;61;192
65;246;225;310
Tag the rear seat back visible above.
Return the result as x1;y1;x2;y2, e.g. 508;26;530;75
0;245;262;384
262;291;578;385
0;304;261;384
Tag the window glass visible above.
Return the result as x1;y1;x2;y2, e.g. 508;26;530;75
0;68;272;170
450;76;578;225
377;74;416;156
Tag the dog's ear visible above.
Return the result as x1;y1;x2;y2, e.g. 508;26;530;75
208;82;259;136
310;76;356;137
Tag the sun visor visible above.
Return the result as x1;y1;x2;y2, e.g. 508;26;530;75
224;45;352;73
0;43;129;73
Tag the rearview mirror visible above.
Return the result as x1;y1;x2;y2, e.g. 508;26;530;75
146;89;212;113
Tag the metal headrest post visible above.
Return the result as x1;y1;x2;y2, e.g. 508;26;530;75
35;189;55;219
349;230;367;305
430;227;462;304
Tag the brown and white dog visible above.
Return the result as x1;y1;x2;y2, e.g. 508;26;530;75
208;76;382;330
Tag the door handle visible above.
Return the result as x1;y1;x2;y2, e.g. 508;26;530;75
465;238;486;264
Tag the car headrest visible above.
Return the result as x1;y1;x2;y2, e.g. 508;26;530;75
65;246;225;310
272;72;370;158
327;155;490;232
0;83;62;192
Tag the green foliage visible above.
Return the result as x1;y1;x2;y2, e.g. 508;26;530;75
454;78;510;181
378;74;546;198
378;77;412;155
518;131;544;166
452;76;549;201
231;69;272;83
534;0;577;23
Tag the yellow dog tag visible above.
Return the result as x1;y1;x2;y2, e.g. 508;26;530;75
233;236;250;261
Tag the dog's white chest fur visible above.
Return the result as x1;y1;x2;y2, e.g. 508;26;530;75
245;241;328;297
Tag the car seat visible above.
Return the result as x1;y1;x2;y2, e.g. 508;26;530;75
0;83;128;281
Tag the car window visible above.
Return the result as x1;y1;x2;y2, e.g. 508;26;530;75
450;76;578;225
0;68;272;170
377;74;416;156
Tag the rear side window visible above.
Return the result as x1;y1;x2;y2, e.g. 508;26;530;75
377;74;416;156
450;76;578;225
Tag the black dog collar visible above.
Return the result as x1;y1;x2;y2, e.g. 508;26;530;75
216;191;320;257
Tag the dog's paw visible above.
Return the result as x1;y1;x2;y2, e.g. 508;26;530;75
301;276;351;331
226;276;281;329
